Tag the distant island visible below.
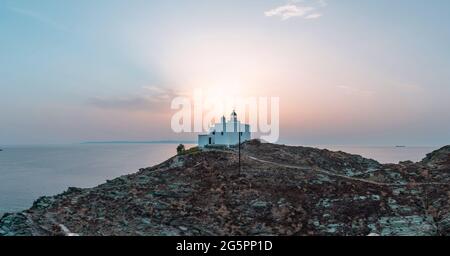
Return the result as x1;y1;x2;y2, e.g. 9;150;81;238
82;140;196;145
1;140;449;236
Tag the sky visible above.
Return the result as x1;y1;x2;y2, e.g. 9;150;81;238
1;0;450;146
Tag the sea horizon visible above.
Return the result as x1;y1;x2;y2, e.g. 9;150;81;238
1;140;443;147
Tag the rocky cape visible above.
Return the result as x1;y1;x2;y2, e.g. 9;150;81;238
1;141;449;236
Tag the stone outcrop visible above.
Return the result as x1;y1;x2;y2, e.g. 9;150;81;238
1;141;449;236
422;146;450;169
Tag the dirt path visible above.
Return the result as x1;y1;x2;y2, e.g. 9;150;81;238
246;155;448;187
208;148;448;187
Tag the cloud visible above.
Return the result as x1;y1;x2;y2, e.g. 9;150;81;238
265;4;314;20
88;86;178;112
141;86;174;101
88;96;155;111
337;85;375;96
305;13;322;19
265;0;327;20
8;6;68;31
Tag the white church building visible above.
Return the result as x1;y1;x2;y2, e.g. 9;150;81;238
198;111;251;148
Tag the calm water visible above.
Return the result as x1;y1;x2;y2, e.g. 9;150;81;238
0;144;438;214
0;144;194;214
318;146;438;164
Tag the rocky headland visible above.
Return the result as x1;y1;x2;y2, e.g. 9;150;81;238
1;141;449;236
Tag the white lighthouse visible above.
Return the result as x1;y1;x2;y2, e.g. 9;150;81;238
198;111;251;148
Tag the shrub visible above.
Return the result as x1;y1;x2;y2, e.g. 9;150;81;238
184;146;200;155
176;144;186;155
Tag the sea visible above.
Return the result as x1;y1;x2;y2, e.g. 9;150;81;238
0;143;438;214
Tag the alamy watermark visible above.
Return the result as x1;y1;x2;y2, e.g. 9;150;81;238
170;88;280;143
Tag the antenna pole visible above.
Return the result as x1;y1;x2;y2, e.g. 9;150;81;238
238;124;241;176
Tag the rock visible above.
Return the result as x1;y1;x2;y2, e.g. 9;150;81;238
378;216;437;236
0;213;39;236
159;229;180;236
169;156;185;168
66;187;83;194
251;200;270;210
421;146;450;169
32;196;55;210
141;218;152;225
438;214;450;235
1;141;449;236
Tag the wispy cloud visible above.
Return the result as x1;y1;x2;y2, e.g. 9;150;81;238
337;85;375;96
305;13;322;19
8;6;68;31
265;0;327;21
88;86;178;112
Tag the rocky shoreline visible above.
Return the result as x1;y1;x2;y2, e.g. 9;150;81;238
1;140;449;236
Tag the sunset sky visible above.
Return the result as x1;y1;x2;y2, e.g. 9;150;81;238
1;0;450;145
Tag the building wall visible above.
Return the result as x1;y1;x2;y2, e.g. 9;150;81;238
199;118;251;148
198;135;212;148
214;132;233;145
213;120;247;133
